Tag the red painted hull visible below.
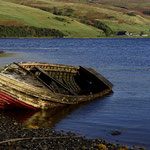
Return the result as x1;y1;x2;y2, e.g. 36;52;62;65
0;91;39;110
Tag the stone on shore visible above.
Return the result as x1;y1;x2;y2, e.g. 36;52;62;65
0;51;4;54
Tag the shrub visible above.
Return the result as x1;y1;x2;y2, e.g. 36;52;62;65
53;7;63;15
66;8;74;13
90;20;113;36
0;25;66;38
80;18;113;36
53;11;63;15
54;17;67;22
125;12;136;16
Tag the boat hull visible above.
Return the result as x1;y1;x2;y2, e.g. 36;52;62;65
0;91;38;110
0;81;112;110
0;62;113;109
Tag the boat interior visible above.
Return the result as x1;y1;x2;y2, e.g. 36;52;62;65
1;63;109;96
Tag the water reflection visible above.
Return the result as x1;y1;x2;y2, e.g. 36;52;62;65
0;104;88;129
0;93;112;129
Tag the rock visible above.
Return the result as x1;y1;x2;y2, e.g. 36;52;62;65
0;51;4;54
111;129;121;136
0;115;146;150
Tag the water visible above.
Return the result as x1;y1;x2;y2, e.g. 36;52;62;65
0;38;150;148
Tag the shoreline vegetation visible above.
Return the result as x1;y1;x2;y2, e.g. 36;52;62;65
0;25;149;38
0;113;146;150
0;36;149;39
0;25;65;38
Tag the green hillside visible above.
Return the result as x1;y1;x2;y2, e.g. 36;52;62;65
87;0;150;11
0;0;150;37
0;0;101;38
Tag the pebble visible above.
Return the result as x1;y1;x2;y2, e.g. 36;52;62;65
0;113;146;150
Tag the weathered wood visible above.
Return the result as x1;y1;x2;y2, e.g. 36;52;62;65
0;62;113;109
30;67;77;95
14;63;55;92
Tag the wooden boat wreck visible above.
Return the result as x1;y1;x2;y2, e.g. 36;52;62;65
0;62;113;110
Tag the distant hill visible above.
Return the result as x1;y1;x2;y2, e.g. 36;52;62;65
0;0;150;37
86;0;150;11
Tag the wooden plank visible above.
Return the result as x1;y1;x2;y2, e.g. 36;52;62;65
31;67;77;96
14;63;55;93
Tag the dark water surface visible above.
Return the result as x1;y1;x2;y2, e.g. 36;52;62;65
0;38;150;148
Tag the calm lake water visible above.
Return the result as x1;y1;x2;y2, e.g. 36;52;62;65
0;38;150;148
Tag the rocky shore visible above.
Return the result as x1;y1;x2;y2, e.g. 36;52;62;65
0;51;4;54
0;113;146;150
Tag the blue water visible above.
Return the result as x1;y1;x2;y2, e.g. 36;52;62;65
0;38;150;148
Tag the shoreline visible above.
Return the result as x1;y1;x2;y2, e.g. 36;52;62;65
0;51;4;54
0;36;149;39
0;51;17;58
0;112;146;150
